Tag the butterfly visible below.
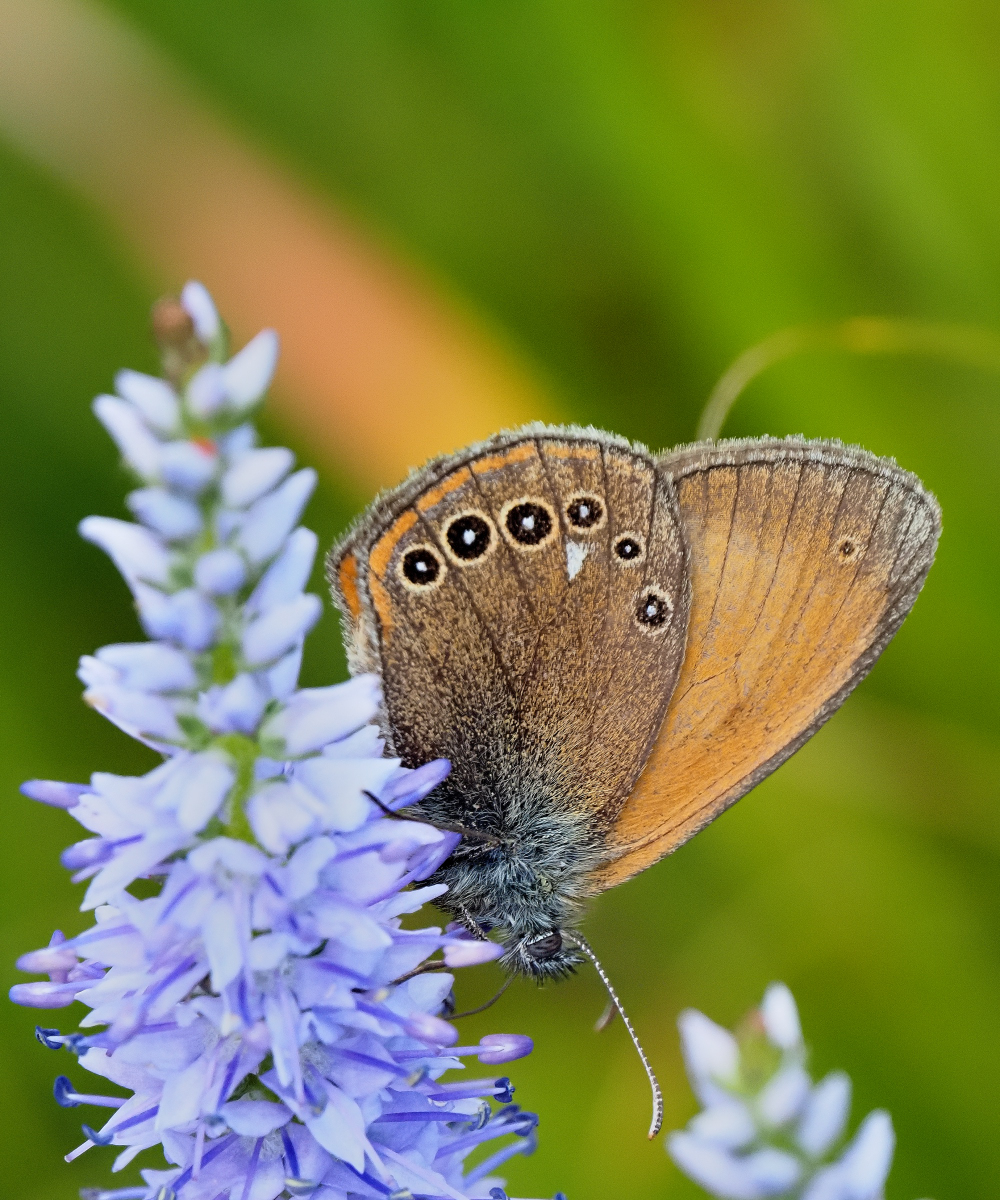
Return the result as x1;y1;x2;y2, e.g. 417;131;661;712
328;425;939;1129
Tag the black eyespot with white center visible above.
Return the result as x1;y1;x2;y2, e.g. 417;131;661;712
614;533;645;563
399;545;445;590
505;501;554;547
635;587;673;632
446;512;493;562
566;494;604;530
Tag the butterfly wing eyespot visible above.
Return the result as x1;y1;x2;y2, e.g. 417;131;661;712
565;493;606;532
444;510;496;565
635;587;673;632
397;544;446;591
501;497;557;549
613;532;645;563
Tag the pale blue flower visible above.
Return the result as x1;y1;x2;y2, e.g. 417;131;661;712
12;284;550;1200
668;984;897;1200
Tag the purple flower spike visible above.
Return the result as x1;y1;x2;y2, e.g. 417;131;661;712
12;284;541;1200
668;984;898;1200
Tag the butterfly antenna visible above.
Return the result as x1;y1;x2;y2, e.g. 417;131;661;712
564;931;663;1139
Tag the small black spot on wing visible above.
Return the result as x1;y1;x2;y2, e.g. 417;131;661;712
566;494;605;530
635;587;673;631
615;533;645;562
505;500;555;547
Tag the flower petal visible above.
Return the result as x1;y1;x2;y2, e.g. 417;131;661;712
238;469;317;565
797;1072;851;1157
223;329;279;412
760;983;802;1051
115;369;180;435
222;447;294;509
93;396;162;478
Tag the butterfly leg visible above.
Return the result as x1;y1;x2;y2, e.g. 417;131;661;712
387;959;451;987
453;905;492;942
362;790;502;846
450;975;514;1019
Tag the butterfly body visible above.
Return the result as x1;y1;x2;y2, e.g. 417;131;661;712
329;425;940;978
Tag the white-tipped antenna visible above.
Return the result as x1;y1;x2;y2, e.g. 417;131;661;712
564;931;663;1139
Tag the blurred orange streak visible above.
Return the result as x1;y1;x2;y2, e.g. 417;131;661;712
0;0;558;494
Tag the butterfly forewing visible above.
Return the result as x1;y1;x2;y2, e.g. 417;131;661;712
590;438;941;890
329;427;691;837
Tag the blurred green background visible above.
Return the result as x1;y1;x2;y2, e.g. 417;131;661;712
3;2;1000;1197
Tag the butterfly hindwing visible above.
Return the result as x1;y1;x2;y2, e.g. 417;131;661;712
589;437;941;890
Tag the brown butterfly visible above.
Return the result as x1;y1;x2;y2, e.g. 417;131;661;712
328;425;939;1131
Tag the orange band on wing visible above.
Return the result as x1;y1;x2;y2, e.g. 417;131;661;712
337;553;362;621
472;442;535;475
369;572;393;639
544;442;599;460
416;467;472;512
370;509;418;579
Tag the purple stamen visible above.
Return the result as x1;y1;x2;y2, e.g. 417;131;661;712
81;1123;115;1146
20;779;90;808
464;1131;538;1185
11;978;86;1003
394;1036;531;1064
476;1034;534;1065
53;1075;125;1109
394;1046;476;1059
373;1111;477;1124
436;1110;536;1159
425;1077;514;1103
